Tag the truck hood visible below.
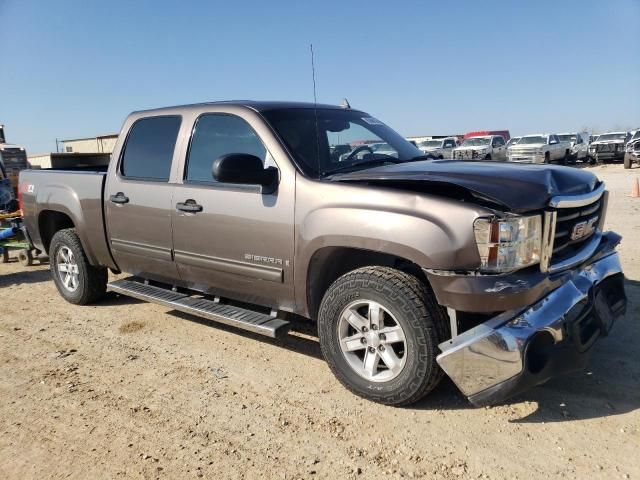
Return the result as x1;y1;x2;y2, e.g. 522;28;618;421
330;160;599;213
510;143;545;149
591;140;625;146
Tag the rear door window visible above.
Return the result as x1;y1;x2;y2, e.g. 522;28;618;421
120;116;181;181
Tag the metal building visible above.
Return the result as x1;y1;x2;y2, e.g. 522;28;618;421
61;133;118;154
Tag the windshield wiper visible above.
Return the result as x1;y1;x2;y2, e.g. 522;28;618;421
324;157;401;176
406;154;437;162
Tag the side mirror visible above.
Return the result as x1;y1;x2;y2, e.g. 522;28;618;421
212;153;278;191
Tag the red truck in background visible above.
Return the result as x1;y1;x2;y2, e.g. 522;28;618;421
464;130;511;142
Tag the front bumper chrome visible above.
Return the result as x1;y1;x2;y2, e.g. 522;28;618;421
436;251;625;406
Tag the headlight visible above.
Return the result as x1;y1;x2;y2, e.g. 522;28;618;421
473;215;542;272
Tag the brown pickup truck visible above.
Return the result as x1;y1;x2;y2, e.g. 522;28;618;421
19;101;626;406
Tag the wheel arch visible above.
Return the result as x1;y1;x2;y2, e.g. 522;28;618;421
38;210;75;255
305;246;429;320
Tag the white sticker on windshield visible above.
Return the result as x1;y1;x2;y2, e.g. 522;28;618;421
362;117;384;125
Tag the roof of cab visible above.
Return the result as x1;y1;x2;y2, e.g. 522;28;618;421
131;100;351;116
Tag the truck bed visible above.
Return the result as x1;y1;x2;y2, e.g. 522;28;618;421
19;169;116;269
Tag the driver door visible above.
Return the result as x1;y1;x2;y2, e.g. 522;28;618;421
170;112;295;309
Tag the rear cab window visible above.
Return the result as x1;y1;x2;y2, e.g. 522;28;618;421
120;116;182;181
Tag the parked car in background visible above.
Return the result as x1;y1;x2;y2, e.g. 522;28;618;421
506;136;521;156
558;132;589;163
19;100;626;407
588;131;629;163
624;130;640;169
506;136;521;149
370;142;397;157
452;135;507;160
418;137;457;159
508;134;571;164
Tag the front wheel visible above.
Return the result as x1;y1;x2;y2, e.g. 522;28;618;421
624;153;632;169
318;266;448;406
544;152;551;164
50;228;107;305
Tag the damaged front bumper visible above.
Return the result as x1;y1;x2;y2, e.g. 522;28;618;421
429;235;626;406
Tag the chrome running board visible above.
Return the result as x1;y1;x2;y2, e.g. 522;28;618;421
107;277;290;338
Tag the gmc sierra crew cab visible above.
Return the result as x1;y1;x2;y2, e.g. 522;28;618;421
19;101;626;407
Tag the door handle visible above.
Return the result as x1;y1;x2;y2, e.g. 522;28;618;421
109;192;129;204
176;199;203;213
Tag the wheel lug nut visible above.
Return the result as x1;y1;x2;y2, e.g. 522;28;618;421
360;337;367;344
371;324;378;330
378;345;385;352
362;326;368;333
368;346;375;354
379;333;386;341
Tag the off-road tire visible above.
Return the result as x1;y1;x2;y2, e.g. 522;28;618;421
317;266;448;406
544;152;550;164
1;249;9;263
49;228;107;305
484;154;492;160
624;153;632;169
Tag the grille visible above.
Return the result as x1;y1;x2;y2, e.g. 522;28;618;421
551;197;603;262
595;144;622;153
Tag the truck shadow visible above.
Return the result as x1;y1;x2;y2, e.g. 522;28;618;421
102;279;640;422
168;310;324;361
414;278;640;423
0;267;52;287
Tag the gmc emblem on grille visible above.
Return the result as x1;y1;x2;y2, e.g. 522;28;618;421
570;217;599;241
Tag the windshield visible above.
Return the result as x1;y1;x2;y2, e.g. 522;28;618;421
597;133;627;142
519;136;547;145
558;134;576;142
506;137;520;146
632;131;640;141
461;137;491;147
371;143;392;151
261;108;423;177
420;140;441;148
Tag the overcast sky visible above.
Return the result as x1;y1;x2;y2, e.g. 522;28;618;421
1;0;639;154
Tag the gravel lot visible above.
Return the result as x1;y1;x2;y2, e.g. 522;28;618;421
0;165;638;480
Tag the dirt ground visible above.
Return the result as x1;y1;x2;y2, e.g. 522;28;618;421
1;165;638;480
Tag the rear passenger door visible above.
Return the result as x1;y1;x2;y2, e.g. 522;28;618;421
170;112;295;309
105;115;181;283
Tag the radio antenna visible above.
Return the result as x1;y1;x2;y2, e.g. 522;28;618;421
310;43;321;174
310;43;318;105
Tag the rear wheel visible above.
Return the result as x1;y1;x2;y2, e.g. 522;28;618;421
49;228;107;305
318;266;447;406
